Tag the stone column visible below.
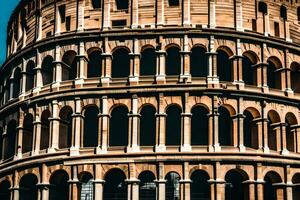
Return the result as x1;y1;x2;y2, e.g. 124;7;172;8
127;95;140;152
9;78;14;100
256;180;265;200
37;183;50;200
181;112;192;152
155;50;167;84
254;118;264;151
11;187;20;200
55;3;61;35
182;0;191;26
126;179;140;200
279;123;288;155
155;94;166;152
20;59;27;96
129;39;140;85
206;50;218;84
49;100;60;152
53;45;62;86
70;98;83;156
253;62;268;89
69;166;80;200
32;116;42;156
235;0;243;31
231;55;244;84
179;35;191;83
156;162;166;200
181;162;191;200
93;179;105;200
102;0;111;30
208;97;220;152
234;113;245;151
101;51;112;87
209;0;216;28
156;0;164;27
16;111;24;159
242;180;256;200
131;0;139;28
294;126;300;153
97;96;109;153
77;0;85;32
262;117;269;153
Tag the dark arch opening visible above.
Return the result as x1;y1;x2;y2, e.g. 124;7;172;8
112;48;130;78
292;173;300;199
285;113;297;152
5;120;17;159
22;113;34;153
0;180;10;200
291;62;300;93
26;61;35;91
218;106;233;146
258;1;268;14
242;54;256;85
59;106;73;149
267;58;281;90
62;51;77;81
49;170;69;200
191;105;209;145
166;46;181;76
166;105;182;146
19;174;38;200
88;49;102;78
41;56;54;85
139;171;156;200
217;49;232;82
115;0;129;10
280;5;287;20
103;169;127;200
140;47;156;76
165;172;181;200
80;172;94;200
40;110;50;150
109;106;129;146
190;46;208;78
83;106;99;147
267;111;280;151
264;171;282;200
225;170;249;200
190;170;210;200
140;105;156;146
13;68;21;98
243;110;259;149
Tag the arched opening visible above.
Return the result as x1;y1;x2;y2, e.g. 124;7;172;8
267;57;282;90
79;172;94;200
290;62;300;93
140;47;156;76
109;105;129;146
258;1;268;15
19;174;38;200
139;171;156;200
285;113;297;152
190;46;208;78
0;180;10;200
83;105;99;147
225;169;249;200
140;105;156;146
41;56;54;85
166;46;181;76
191;105;209;145
218;106;233;146
87;49;102;78
242;52;258;86
264;171;282;200
280;5;287;20
5;120;17;159
62;51;77;81
166;105;182;146
26;61;35;91
92;0;101;9
165;172;181;200
59;106;73;149
217;48;232;82
190;170;210;200
243;109;259;149
40;110;50;150
292;173;300;199
13;68;21;98
49;170;69;200
112;48;130;78
103;168;127;199
22;113;34;153
267;110;280;151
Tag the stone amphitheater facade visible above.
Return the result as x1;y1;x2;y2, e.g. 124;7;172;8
3;0;300;199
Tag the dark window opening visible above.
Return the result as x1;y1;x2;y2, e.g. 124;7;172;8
104;169;127;200
258;1;268;14
65;16;71;31
40;110;50;150
191;106;209;145
112;48;130;78
243;110;258;149
19;174;38;200
225;170;249;200
190;170;210;200
218;106;233;146
92;0;101;9
166;47;181;76
26;61;35;91
165;172;181;200
87;50;102;78
83;106;99;147
22;114;34;153
274;22;280;37
49;170;69;200
41;56;54;85
140;48;156;76
112;20;127;27
252;19;257;31
217;50;232;82
166;105;181;146
59;106;73;149
140;105;156;146
242;56;255;85
280;5;287;20
109;106;129;146
0;180;11;200
59;5;66;23
116;0;129;10
190;47;208;78
168;0;180;6
139;171;156;200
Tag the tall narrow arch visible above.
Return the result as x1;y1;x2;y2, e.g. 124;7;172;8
13;68;21;98
166;46;181;76
140;47;156;76
243;108;260;149
19;173;38;200
290;62;300;93
140;105;156;146
83;105;99;147
41;56;54;85
79;172;94;200
217;47;233;82
165;172;181;200
5;120;17;159
285;112;297;152
62;51;77;81
218;106;233;146
103;168;127;199
22;113;34;153
25;60;35;91
59;106;73;149
190;170;210;200
267;110;280;151
87;49;102;78
139;171;156;200
191;105;209;145
166;105;182;146
109;105;129;146
242;51;258;86
292;173;300;199
264;171;282;200
0;180;10;200
111;48;130;78
267;57;282;90
225;169;249;200
40;110;50;150
49;170;69;200
190;46;208;78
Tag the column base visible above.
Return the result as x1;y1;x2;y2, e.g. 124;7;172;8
100;77;111;87
207;76;219;84
31;150;40;156
69;146;80;156
155;75;166;84
155;145;166;152
75;78;85;87
179;74;192;83
129;76;139;86
32;87;41;94
126;145;140;153
51;82;61;91
285;88;294;97
263;146;270;154
239;145;246;152
96;146;107;154
281;149;289;155
180;145;192;152
47;147;57;153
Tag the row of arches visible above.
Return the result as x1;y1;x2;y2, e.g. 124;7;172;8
0;103;298;159
1;168;300;200
4;45;300;103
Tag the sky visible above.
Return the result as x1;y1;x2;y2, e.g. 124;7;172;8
0;0;20;66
